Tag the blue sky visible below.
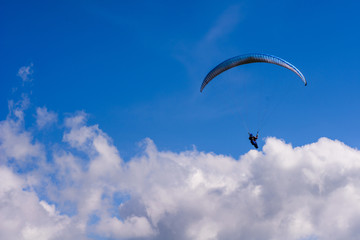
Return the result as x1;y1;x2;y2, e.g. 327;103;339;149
2;0;360;156
1;1;360;239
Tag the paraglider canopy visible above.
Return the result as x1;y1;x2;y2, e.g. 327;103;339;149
200;53;307;147
200;53;306;92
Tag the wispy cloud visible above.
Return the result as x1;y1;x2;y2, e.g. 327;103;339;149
17;63;34;83
173;4;243;91
7;94;30;122
203;4;242;44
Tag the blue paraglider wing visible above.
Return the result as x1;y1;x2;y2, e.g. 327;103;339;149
200;53;306;92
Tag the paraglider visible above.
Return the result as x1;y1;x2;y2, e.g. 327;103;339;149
248;132;259;149
200;53;307;149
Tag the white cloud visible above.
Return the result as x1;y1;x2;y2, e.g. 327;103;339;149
0;97;43;165
0;167;84;240
36;107;57;129
1;103;360;240
114;137;360;240
0;118;43;164
17;63;34;83
96;216;155;239
8;94;30;122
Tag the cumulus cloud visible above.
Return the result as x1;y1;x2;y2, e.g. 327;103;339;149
0;159;83;240
1;100;360;240
96;216;155;239
36;107;58;129
1;97;43;166
0;119;42;164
